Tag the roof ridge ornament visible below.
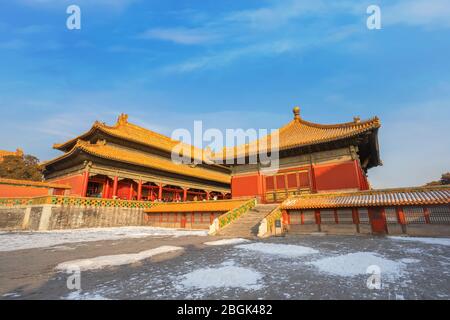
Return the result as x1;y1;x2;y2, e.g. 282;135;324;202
353;116;361;123
117;113;129;126
293;106;301;121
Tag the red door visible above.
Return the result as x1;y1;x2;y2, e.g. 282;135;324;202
369;208;387;234
180;213;187;229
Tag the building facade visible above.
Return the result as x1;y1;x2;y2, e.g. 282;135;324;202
42;114;231;201
227;107;381;203
42;107;381;203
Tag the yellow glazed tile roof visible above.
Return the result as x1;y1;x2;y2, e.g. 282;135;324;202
280;186;450;209
44;140;231;184
0;148;23;160
220;108;381;159
0;178;70;189
53;114;206;162
145;199;247;213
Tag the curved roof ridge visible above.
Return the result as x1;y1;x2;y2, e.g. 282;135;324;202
280;116;380;131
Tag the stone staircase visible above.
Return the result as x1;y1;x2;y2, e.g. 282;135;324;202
216;204;279;238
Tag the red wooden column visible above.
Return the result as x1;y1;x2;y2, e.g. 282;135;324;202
424;207;431;224
183;188;188;202
112;176;118;199
158;183;163;201
137;180;142;201
206;191;210;200
128;181;134;200
352;208;360;224
396;207;407;233
334;209;339;224
281;209;289;225
81;170;89;197
309;164;317;193
104;179;110;199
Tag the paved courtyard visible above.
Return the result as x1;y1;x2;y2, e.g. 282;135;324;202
1;227;449;300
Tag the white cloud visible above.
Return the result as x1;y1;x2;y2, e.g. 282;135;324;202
18;0;138;11
369;98;450;188
139;27;219;45
384;0;450;29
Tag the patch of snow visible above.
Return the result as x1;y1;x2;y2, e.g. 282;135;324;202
308;252;414;278
236;242;318;257
389;236;450;247
204;238;250;246
64;290;109;300
0;227;207;252
2;292;21;298
179;263;263;290
55;246;183;271
399;258;420;264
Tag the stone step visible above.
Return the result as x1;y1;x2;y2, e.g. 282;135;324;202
216;204;279;237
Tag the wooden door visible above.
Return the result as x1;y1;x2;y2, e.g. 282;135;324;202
369;208;387;234
180;213;187;229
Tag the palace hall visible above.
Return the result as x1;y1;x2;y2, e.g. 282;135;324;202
41;107;381;203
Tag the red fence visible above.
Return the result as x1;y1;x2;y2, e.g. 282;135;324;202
284;205;450;236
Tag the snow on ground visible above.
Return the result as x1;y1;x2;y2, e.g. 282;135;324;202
204;238;250;246
55;246;183;271
235;242;319;257
179;260;263;290
64;290;109;300
389;236;450;247
0;227;207;252
307;252;417;278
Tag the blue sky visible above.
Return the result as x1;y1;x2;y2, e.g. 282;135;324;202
0;0;449;188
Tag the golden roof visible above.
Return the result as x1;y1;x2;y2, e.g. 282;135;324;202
53;114;207;163
0;178;70;189
280;186;450;209
44;140;230;184
0;148;23;160
145;199;247;213
220;108;381;160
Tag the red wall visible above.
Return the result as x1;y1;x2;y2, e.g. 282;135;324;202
313;160;361;191
231;173;263;199
48;174;84;196
0;184;51;197
231;160;369;202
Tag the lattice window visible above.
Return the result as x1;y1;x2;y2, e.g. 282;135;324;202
169;213;178;223
298;171;310;188
358;208;370;224
287;173;297;189
276;175;286;189
193;212;202;223
265;176;274;191
429;206;450;224
385;207;398;223
337;209;353;224
404;207;426;224
289;211;302;224
303;210;316;224
320;209;336;224
162;213;170;222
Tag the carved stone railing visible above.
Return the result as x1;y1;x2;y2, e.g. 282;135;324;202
209;198;257;235
0;196;160;209
257;205;283;237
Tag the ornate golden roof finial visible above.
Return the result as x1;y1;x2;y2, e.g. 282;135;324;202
353;116;361;123
293;106;300;120
117;113;129;126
